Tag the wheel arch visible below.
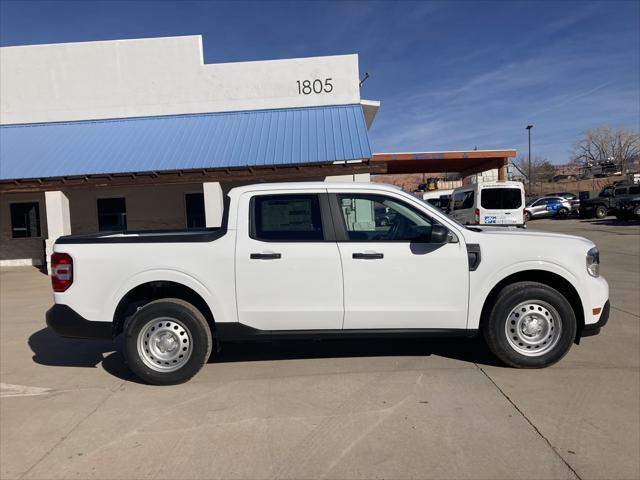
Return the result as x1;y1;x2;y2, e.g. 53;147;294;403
479;270;585;343
112;280;216;337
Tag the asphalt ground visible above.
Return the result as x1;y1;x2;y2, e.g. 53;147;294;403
1;217;638;479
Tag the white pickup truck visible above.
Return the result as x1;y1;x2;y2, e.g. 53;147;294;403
47;182;610;385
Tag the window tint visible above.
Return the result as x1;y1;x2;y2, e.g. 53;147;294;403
481;188;522;209
97;198;127;232
10;202;41;238
337;194;435;242
452;190;474;210
630;186;640;195
185;193;205;229
253;194;323;241
614;187;627;196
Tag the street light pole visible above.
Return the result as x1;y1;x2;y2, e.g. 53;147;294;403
526;125;534;195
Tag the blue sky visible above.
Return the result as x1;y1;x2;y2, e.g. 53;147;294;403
1;0;638;163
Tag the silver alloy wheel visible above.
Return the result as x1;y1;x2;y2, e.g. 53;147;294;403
504;300;562;356
137;317;193;372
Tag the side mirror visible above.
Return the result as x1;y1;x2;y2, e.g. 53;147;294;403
430;225;449;244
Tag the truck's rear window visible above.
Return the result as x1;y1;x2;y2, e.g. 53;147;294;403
252;194;323;241
481;188;522;210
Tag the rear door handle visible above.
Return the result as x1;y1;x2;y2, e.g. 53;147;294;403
352;252;384;259
250;253;282;260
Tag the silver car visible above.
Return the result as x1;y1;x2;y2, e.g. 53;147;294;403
525;196;572;221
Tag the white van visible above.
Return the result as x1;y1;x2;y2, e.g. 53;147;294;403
449;181;525;226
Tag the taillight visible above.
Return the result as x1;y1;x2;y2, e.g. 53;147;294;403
474;208;480;224
51;253;73;292
523;208;526;224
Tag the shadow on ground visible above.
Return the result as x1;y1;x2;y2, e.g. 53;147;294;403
29;326;505;383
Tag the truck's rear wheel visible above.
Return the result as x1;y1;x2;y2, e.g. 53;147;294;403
595;205;607;219
483;282;576;368
123;298;212;385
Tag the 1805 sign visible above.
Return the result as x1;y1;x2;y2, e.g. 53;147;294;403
296;78;333;95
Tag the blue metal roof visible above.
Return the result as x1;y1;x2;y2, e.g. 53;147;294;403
0;104;371;181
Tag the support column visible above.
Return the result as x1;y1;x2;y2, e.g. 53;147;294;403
498;159;507;181
44;191;71;274
203;182;224;228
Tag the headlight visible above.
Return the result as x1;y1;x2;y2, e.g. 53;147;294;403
586;246;600;277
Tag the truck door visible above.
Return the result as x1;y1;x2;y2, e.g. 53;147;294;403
331;192;469;330
235;191;343;331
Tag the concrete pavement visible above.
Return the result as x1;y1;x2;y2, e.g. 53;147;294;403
1;218;638;479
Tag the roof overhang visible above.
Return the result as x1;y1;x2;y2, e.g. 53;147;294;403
0;161;386;194
372;150;516;176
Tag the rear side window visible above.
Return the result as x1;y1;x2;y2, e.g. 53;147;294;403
252;194;323;241
628;186;640;194
452;191;474;210
614;187;628;196
481;188;522;209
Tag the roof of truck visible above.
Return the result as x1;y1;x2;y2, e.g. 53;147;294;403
229;181;403;195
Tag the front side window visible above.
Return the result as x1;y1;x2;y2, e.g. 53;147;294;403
481;188;522;209
630;186;640;195
252;194;323;241
97;198;127;232
614;187;628;196
185;193;205;229
10;202;41;238
337;194;435;242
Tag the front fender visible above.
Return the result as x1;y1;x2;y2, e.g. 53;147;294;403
467;260;580;329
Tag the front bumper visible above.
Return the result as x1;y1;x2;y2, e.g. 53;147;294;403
46;304;113;340
581;300;610;338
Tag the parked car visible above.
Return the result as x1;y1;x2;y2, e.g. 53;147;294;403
526;197;573;221
47;182;609;385
544;192;580;213
580;184;640;219
449;181;525;226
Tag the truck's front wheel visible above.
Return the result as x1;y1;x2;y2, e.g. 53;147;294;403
123;298;212;385
483;282;576;368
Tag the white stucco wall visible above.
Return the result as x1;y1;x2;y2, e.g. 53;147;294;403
0;35;362;124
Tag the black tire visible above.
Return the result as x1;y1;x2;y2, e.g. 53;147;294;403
595;205;607;219
123;298;212;385
634;205;640;219
525;211;532;222
557;208;569;217
483;281;576;368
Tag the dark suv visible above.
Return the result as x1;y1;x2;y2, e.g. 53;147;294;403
580;184;640;219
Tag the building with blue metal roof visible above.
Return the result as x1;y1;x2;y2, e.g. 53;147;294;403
0;35;380;267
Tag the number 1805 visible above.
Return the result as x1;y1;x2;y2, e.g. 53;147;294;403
296;78;333;95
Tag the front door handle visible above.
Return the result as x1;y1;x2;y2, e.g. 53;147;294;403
352;252;384;259
250;253;282;260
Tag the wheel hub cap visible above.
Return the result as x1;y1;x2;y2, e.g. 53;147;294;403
155;333;178;353
505;301;562;356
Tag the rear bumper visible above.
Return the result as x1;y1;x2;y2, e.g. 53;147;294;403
46;304;112;340
581;300;610;338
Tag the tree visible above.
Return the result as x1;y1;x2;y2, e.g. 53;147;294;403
513;155;556;184
571;126;640;174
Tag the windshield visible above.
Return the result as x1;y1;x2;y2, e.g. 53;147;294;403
481;188;523;209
